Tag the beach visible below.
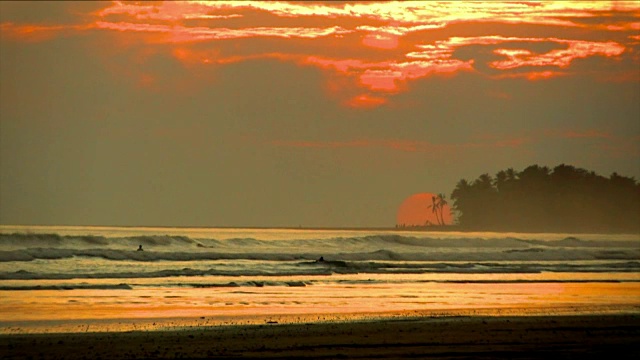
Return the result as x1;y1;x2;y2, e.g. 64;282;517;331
1;226;639;358
3;0;640;357
2;312;640;359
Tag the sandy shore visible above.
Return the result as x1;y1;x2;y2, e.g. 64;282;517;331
2;313;640;359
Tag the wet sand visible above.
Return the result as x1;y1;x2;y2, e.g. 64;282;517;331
2;313;639;359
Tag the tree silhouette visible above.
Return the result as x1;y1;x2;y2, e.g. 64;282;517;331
450;164;640;232
451;179;472;226
428;196;442;225
436;193;448;225
426;193;449;226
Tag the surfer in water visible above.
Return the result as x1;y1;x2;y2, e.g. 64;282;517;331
137;245;144;251
316;256;324;262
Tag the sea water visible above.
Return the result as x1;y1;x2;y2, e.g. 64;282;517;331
1;225;639;333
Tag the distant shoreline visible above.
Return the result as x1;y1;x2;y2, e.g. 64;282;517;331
0;223;446;232
0;223;637;235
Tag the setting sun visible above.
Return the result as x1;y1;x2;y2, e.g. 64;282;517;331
396;192;453;227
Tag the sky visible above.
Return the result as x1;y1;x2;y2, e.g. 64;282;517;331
0;1;639;228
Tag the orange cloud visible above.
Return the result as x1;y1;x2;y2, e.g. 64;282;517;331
495;70;568;81
408;35;626;70
97;1;244;21
271;136;529;153
357;24;443;37
171;47;298;67
0;22;85;42
491;40;625;69
602;21;640;32
184;1;639;29
362;33;399;50
298;33;628;97
94;21;351;42
3;1;638;108
360;70;401;91
304;55;473;94
345;94;387;109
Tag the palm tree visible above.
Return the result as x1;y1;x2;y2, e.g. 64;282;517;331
436;193;448;225
428;196;442;225
427;194;449;226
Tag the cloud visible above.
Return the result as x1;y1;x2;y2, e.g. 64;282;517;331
362;33;399;50
2;1;638;107
184;1;639;28
0;22;85;42
303;55;473;94
345;94;388;109
93;21;351;42
491;39;625;69
265;130;630;161
408;35;626;70
271;136;529;153
96;1;244;21
494;70;568;81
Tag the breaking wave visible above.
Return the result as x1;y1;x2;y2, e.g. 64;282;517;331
1;230;638;286
1;246;639;263
2;232;637;249
1;232;638;263
0;283;133;291
2;260;639;280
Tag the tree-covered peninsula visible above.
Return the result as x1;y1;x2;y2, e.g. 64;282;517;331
450;164;640;233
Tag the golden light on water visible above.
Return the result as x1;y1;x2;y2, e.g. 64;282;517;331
3;274;639;333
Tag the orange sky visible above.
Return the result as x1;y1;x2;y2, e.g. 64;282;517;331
0;1;639;227
2;1;638;106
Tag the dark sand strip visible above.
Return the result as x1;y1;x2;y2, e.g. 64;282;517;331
2;314;639;359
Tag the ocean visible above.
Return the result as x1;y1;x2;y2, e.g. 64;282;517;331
1;225;639;333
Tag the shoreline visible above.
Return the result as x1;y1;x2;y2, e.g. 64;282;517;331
3;304;640;335
3;223;638;235
3;312;639;359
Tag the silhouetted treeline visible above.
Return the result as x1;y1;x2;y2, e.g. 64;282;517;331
450;164;640;233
